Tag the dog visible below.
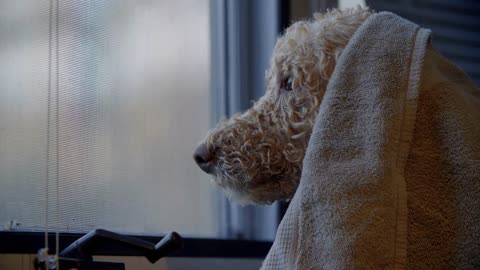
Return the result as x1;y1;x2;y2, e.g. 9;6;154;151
193;7;372;205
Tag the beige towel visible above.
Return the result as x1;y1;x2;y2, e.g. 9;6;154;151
261;12;480;270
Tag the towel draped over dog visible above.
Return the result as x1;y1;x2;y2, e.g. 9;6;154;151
261;12;480;269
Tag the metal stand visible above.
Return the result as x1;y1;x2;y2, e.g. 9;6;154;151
34;229;183;270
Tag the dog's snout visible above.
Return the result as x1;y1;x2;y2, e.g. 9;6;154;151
193;143;215;174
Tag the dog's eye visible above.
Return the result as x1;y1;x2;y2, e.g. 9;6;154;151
281;77;294;92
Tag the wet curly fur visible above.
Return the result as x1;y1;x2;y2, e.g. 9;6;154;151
197;7;372;205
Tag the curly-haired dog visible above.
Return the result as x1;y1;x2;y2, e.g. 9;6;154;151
194;7;372;205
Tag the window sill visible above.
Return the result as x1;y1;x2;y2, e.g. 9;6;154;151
0;231;272;258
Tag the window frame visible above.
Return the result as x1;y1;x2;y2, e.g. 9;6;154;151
210;0;289;241
0;231;271;258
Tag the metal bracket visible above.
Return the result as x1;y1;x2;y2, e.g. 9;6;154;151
34;229;183;270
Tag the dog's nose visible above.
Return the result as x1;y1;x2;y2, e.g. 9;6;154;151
193;143;215;174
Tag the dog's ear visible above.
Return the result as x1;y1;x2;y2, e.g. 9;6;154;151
312;7;371;80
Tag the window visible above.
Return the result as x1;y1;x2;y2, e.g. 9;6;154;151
0;0;294;248
0;0;216;236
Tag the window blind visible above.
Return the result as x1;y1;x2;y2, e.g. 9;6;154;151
0;0;216;237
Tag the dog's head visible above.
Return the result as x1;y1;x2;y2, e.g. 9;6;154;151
194;7;371;204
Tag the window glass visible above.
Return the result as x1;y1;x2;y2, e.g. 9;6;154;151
0;0;216;236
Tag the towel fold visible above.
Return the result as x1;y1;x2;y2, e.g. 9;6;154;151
262;12;480;270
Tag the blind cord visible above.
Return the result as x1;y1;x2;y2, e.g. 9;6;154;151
44;0;53;268
55;0;60;268
44;0;60;269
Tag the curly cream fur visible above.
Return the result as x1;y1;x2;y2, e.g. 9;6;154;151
199;7;372;205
